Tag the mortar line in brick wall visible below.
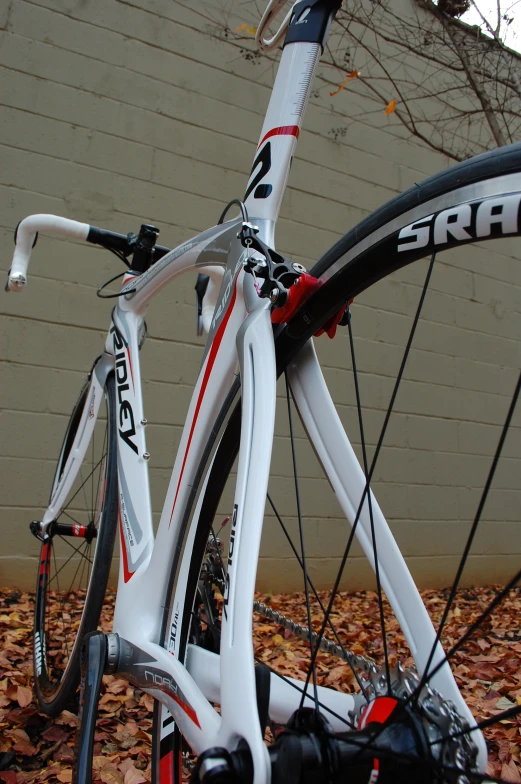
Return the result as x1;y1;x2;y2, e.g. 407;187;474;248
330;400;520;424
0;70;424;190
0;317;211;356
0;212;340;267
0;94;412;196
324;331;521;361
0;26;441;179
0;136;396;220
324;305;521;343
53;0;447;160
328;378;519;402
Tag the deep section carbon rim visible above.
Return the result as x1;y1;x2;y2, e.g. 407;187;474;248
33;372;118;714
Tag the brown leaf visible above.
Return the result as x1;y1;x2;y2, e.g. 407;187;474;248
55;711;79;727
140;694;154;713
124;768;147;784
93;756;109;772
100;767;124;784
16;686;32;708
107;680;128;695
12;740;37;756
5;729;30;744
57;773;73;784
501;761;521;782
42;727;69;743
118;760;136;775
53;745;75;763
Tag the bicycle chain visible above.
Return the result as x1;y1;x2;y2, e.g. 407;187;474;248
253;599;374;674
253;600;479;783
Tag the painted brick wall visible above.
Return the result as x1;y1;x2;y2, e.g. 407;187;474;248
1;0;520;592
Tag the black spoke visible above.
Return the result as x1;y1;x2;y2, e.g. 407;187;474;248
300;253;436;703
59;453;106;512
416;369;521;699
284;371;320;713
48;539;94;589
267;492;369;700
63;541;90;616
59;509;90;528
439;702;521;742
254;655;355;730
51;545;70;663
53;533;95;565
347;304;390;692
422;569;521;688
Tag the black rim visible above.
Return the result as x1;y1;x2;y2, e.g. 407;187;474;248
34;377;116;703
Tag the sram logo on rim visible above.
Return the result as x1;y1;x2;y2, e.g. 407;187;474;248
397;193;521;252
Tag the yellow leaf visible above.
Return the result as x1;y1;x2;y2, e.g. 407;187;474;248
272;634;284;646
235;23;257;35
330;70;360;97
385;99;397;115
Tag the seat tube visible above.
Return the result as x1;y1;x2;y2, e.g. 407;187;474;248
244;0;342;229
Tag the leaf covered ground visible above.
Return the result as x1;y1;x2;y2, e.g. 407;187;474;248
0;586;520;782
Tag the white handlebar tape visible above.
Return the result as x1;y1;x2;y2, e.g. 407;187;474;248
8;214;90;291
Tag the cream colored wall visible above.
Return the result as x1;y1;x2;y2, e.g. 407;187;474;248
1;0;520;592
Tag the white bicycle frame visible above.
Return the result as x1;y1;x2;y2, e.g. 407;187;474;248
8;9;486;780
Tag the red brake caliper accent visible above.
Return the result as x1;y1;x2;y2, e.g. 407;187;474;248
271;273;351;339
271;273;321;325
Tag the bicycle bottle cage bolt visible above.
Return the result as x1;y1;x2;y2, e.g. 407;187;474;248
292;262;306;273
141;418;148;425
143;452;151;460
270;287;280;303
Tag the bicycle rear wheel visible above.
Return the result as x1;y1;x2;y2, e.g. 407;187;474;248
153;141;521;782
33;370;118;716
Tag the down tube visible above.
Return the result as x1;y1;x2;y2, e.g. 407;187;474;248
286;339;488;769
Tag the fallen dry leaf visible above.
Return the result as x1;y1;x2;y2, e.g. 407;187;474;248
1;586;520;781
124;767;147;784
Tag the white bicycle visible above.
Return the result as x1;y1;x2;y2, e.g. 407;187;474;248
6;0;521;782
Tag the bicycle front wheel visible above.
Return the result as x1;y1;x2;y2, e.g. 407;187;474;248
154;141;521;783
33;371;118;716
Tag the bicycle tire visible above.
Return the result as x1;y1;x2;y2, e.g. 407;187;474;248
152;141;521;782
33;371;118;716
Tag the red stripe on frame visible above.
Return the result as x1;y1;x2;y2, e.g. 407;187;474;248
119;509;135;583
171;692;201;729
258;125;300;149
159;750;173;784
169;280;238;526
126;347;135;392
